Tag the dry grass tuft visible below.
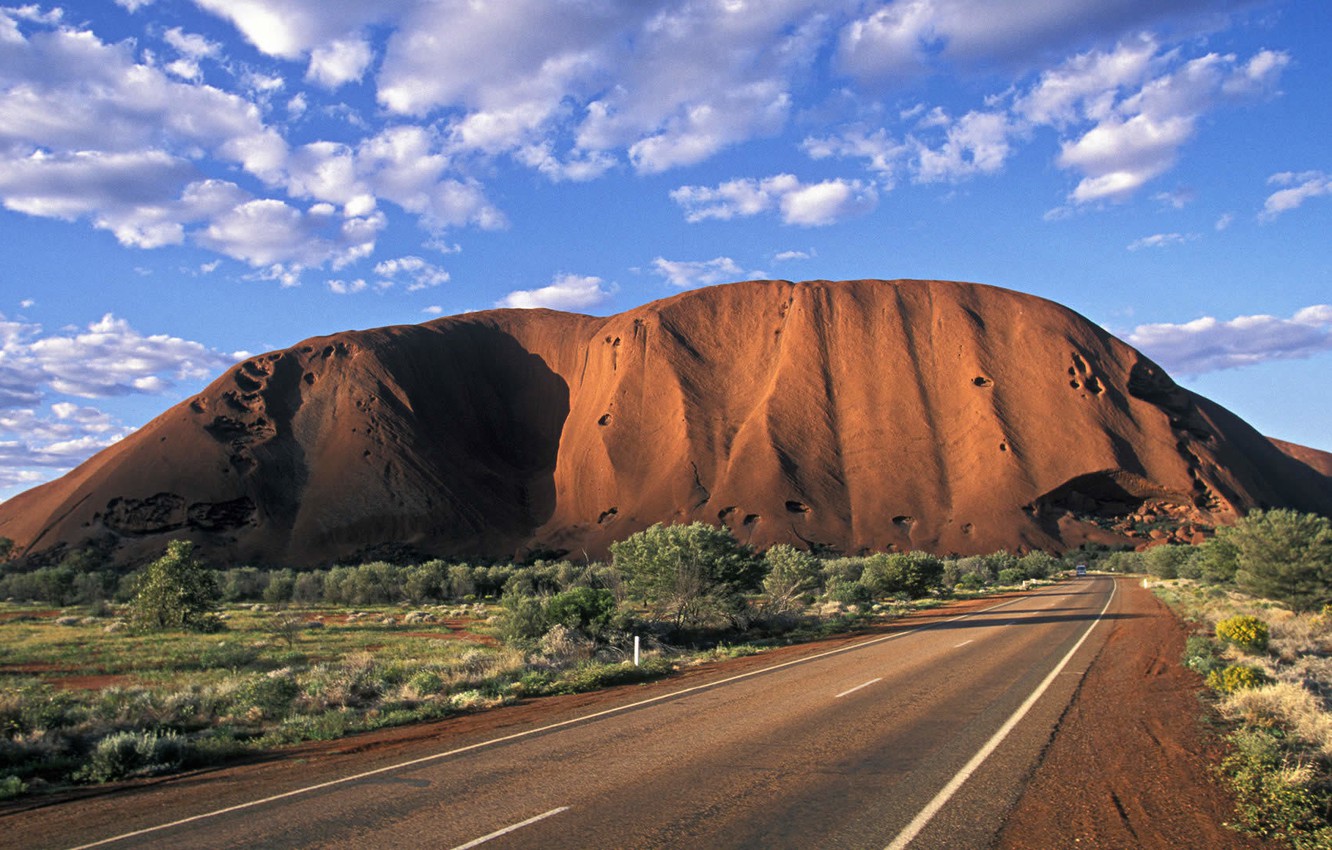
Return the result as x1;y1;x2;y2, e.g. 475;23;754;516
1222;681;1332;760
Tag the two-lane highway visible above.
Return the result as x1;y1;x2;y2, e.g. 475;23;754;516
14;576;1122;850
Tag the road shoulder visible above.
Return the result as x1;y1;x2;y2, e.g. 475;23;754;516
996;577;1280;850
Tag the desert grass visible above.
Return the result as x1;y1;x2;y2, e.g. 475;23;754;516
1155;580;1332;846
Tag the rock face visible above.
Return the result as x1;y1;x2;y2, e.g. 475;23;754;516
3;279;1331;568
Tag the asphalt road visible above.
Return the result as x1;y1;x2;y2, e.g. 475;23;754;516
9;576;1122;850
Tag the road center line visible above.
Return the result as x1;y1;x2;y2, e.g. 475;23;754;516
953;640;973;648
884;578;1117;850
65;590;1052;850
449;807;570;850
835;677;883;698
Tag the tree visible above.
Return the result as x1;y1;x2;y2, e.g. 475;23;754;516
1223;509;1332;611
762;544;822;613
128;540;221;631
610;522;761;630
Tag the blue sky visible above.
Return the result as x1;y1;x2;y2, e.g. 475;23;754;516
0;0;1329;501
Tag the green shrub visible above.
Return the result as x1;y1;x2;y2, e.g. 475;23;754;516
407;670;444;697
1207;664;1269;694
1182;635;1224;676
997;568;1025;585
1224;728;1332;848
861;552;944;599
0;774;25;800
610;522;761;629
78;730;188;782
544;587;617;637
1216;615;1271;653
762;544;822;612
128;541;221;632
232;673;299;720
956;572;987;590
825;577;873;606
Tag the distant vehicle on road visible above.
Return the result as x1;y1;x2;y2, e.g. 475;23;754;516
1075;564;1088;577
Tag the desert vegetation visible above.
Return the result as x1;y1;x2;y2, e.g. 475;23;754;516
1142;510;1332;848
0;523;1068;798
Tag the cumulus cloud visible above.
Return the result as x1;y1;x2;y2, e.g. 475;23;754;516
0;312;243;490
1056;47;1289;204
307;37;374;89
1126;305;1332;375
810;35;1288;204
1;313;237;399
835;0;1239;83
1262;171;1332;221
671;174;876;226
195;199;385;271
1127;232;1197;251
651;257;756;289
496;274;614;311
373;256;450;291
774;249;814;262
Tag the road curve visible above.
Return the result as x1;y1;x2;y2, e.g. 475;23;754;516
7;577;1123;850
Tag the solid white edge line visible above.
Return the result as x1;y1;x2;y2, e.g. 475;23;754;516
65;587;1061;850
835;677;883;699
449;806;570;850
884;577;1118;850
953;640;973;648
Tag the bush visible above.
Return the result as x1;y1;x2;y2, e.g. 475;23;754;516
0;774;25;800
1224;728;1332;847
1217;615;1271;654
78;730;188;782
544;587;617;638
996;568;1025;585
610;522;761;629
825;577;873;606
128;541;221;632
232;673;299;720
1182;635;1224;677
861;552;944;599
1208;664;1269;694
762;544;822;613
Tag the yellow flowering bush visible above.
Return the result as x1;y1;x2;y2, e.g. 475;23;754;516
1216;614;1270;654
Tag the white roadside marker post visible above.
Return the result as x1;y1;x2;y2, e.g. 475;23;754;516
634;635;640;667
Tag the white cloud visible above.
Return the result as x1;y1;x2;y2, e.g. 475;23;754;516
1215;212;1234;231
373;256;450;291
0;313;236;404
803;127;906;183
0;311;241;493
196;199;385;270
307;37;374;89
1056;48;1289;204
781;179;879;226
163;27;221;59
422;305;444;316
774;249;814;262
497;273;613;311
671;174;876;226
326;278;367;295
811;36;1288;205
1262;171;1332;221
1126;304;1332;375
651;257;752;290
1127;232;1197;251
836;0;1237;83
913;110;1014;182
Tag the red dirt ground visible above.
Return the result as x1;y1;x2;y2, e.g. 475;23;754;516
997;578;1279;849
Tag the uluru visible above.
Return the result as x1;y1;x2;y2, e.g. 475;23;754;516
2;278;1330;569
